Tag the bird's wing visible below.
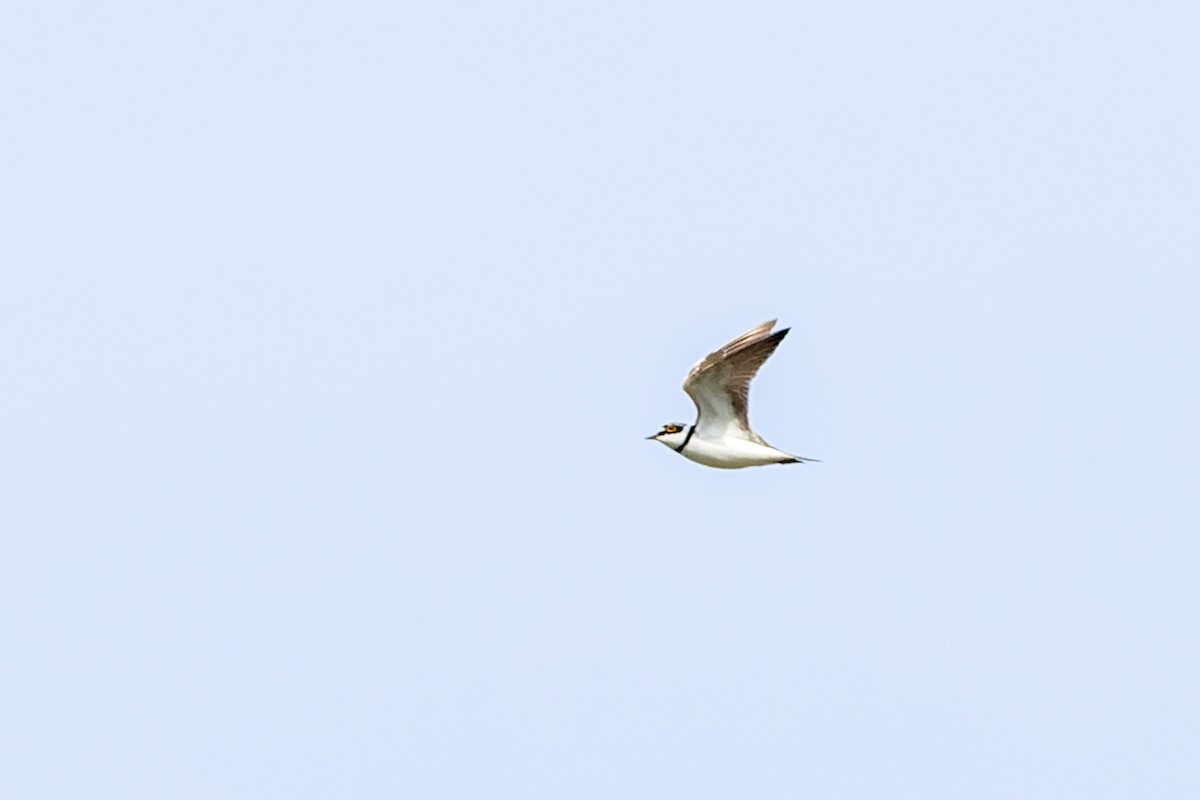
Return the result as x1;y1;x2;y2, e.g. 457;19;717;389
683;320;789;442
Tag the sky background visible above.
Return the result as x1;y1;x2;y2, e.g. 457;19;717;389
3;1;1199;797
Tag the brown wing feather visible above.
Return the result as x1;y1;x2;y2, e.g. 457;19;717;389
683;321;789;439
719;329;789;426
683;320;776;384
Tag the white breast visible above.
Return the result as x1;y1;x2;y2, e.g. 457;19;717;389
680;435;795;469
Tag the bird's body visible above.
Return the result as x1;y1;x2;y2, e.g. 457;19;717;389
670;434;803;469
647;320;815;469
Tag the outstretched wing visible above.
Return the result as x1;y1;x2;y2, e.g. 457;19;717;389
683;320;789;442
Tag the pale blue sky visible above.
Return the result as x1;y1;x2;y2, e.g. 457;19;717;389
3;2;1199;797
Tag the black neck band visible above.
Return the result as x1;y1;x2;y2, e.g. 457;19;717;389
674;424;696;453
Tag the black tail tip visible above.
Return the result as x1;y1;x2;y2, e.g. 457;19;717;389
778;456;820;464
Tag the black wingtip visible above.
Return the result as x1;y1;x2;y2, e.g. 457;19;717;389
758;328;790;348
778;456;819;464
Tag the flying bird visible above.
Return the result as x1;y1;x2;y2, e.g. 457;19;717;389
647;319;816;469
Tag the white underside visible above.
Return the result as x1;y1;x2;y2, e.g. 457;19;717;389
678;434;797;469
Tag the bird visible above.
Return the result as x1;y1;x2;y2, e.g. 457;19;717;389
647;319;817;469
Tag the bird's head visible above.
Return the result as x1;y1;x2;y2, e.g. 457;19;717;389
646;422;689;449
